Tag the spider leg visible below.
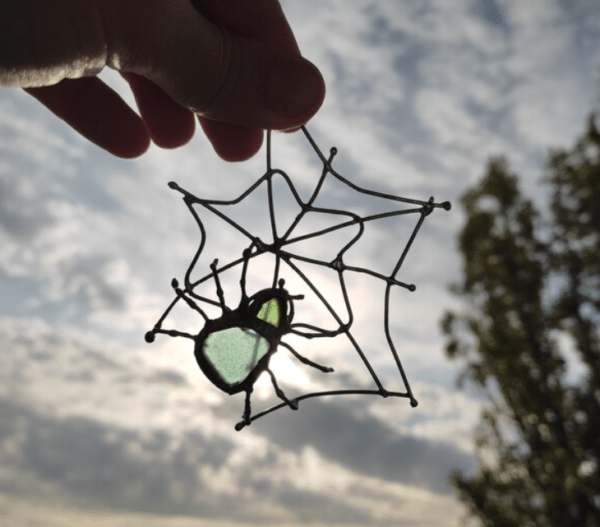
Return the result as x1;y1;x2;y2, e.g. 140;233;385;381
279;341;334;373
266;368;298;410
210;259;227;312
171;279;209;321
145;328;195;342
239;246;253;302
233;387;254;432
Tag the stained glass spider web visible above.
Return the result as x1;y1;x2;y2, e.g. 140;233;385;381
146;126;451;430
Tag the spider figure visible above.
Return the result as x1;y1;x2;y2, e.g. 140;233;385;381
146;126;450;430
145;245;334;431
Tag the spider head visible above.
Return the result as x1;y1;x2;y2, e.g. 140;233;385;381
247;282;300;331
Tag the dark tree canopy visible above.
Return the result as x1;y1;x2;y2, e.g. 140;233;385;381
442;115;600;527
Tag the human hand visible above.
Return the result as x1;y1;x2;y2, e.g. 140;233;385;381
0;0;325;161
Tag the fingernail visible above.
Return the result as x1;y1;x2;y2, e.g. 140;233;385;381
264;58;324;120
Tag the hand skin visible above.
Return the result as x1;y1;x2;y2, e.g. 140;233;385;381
0;0;325;161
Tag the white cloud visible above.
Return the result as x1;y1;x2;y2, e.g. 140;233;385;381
0;315;477;524
504;0;563;26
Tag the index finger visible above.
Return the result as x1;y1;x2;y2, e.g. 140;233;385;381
190;0;300;54
189;0;315;161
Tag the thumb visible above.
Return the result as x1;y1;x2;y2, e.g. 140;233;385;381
101;0;325;131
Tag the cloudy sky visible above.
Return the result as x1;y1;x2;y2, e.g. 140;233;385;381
1;0;600;525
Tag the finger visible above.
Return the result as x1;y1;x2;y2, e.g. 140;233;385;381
190;0;300;52
199;118;263;162
25;77;150;158
99;0;325;132
123;71;257;160
122;72;195;149
189;0;304;161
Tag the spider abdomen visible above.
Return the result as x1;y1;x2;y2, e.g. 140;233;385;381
195;325;278;395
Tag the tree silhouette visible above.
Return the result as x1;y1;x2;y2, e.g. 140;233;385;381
442;115;600;527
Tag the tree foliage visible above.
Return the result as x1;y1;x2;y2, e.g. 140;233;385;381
442;115;600;527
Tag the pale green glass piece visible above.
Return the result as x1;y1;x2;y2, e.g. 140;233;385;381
257;298;280;327
204;328;270;385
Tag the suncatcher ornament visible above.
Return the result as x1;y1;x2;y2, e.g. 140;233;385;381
145;127;451;430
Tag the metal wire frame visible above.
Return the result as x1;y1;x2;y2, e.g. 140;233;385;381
146;126;451;430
